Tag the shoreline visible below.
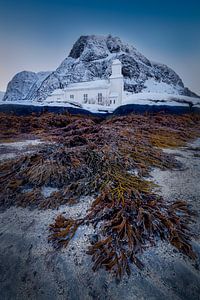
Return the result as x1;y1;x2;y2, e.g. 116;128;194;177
0;103;200;116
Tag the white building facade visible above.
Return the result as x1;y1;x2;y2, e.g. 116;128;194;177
45;59;124;107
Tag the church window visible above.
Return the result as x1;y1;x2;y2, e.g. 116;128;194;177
98;93;103;104
113;99;115;104
83;94;88;103
70;94;74;99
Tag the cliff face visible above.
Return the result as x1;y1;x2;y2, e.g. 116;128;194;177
3;71;50;102
0;91;5;101
3;35;198;102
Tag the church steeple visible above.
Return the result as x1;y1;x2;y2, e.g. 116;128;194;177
109;59;124;105
110;59;123;78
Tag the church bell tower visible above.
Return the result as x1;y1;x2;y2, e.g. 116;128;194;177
109;59;124;105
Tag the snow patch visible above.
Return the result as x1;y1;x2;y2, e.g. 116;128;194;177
41;187;58;198
0;139;44;150
123;92;200;107
143;78;181;94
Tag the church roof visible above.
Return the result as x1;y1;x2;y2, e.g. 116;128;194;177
112;59;121;65
109;92;118;97
51;89;65;95
66;79;110;91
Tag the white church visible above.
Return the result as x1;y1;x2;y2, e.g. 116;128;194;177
45;59;124;108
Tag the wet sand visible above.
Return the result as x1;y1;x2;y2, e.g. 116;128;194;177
0;139;200;299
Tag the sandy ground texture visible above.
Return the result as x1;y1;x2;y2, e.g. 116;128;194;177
0;139;200;300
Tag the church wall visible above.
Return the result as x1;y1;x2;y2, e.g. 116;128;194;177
65;88;110;105
109;77;123;105
46;92;65;102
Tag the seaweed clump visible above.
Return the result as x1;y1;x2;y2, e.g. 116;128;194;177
49;215;83;249
49;164;196;279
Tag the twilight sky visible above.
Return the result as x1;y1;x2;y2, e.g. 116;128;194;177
0;0;200;94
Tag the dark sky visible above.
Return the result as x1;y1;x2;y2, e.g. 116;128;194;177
0;0;200;94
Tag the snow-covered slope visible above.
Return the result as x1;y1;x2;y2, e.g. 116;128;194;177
3;34;199;102
123;92;200;108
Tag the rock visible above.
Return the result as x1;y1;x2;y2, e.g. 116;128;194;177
89;234;99;245
3;71;50;102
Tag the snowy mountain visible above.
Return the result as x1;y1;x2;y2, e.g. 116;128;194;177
0;91;5;101
3;71;51;102
3;35;199;102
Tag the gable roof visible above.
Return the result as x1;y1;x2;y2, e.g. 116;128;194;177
66;79;110;91
51;89;65;95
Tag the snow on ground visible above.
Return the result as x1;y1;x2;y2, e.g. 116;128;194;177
1;91;200;114
123;92;200;107
0;139;43;150
143;78;181;94
0;139;46;161
0;99;116;113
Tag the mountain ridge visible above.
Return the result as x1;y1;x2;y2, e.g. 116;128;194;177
3;34;199;102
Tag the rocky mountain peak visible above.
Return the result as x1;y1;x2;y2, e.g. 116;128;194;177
3;34;199;102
